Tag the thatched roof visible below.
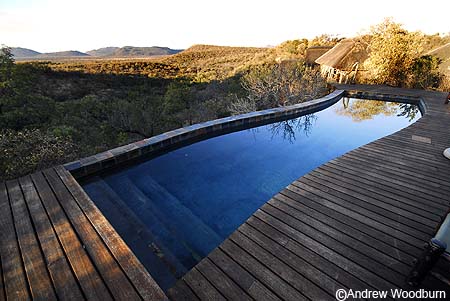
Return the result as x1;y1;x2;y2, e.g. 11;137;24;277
426;43;450;75
315;39;368;70
305;46;333;64
426;42;450;57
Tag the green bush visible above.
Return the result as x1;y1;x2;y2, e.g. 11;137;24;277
0;129;79;181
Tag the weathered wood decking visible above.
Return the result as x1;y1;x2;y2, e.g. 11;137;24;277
0;166;166;300
168;85;450;300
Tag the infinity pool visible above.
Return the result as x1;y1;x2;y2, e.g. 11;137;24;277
82;97;420;291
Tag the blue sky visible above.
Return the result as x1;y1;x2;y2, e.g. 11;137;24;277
1;0;449;52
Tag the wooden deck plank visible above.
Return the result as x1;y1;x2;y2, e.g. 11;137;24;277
371;139;448;162
310;169;441;224
6;180;57;301
42;168;141;300
372;131;445;162
324;160;449;212
345;144;448;177
207;248;281;300
167;280;199;301
303;173;437;232
0;257;4;301
220;239;307;301
18;176;83;300
365;141;450;167
246;215;376;292
338;155;450;209
358;144;450;178
273;193;416;266
332;158;450;204
375;139;450;164
54;166;167;301
347;148;450;186
359;147;450;187
395;130;450;144
253;209;397;292
31;172;112;300
19;176;83;300
230;230;333;300
267;197;412;275
322;160;448;212
0;168;166;300
183;268;225;301
395;128;450;145
195;258;253;301
238;222;348;295
297;174;435;239
289;181;427;246
261;203;406;287
278;188;421;257
0;182;30;300
268;195;410;275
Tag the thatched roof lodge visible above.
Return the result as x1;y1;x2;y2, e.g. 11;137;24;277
305;46;333;66
426;42;450;75
315;39;369;83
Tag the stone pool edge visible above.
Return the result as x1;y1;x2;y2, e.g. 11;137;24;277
64;89;426;179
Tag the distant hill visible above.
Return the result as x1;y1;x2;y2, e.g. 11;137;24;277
86;47;120;57
427;43;450;75
11;48;90;59
87;46;182;57
11;46;181;60
36;51;90;58
11;47;41;58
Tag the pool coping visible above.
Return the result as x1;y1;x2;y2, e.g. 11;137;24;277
64;89;426;179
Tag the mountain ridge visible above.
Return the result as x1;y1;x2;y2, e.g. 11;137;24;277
11;46;183;59
89;46;182;57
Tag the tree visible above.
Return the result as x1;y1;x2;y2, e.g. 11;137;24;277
233;61;328;113
162;81;195;126
364;18;424;87
309;34;341;47
0;45;14;96
408;55;442;89
276;39;309;57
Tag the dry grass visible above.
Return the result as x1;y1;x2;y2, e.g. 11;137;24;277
24;45;273;82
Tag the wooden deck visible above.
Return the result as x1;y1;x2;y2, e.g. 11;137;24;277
0;166;167;300
168;85;450;300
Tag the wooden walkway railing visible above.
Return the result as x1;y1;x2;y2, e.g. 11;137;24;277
0;166;167;300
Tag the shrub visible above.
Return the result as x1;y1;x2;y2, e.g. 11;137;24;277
0;129;79;181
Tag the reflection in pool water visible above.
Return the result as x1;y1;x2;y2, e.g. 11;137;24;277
83;97;420;291
336;98;419;122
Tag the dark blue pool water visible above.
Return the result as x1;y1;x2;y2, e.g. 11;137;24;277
82;98;420;291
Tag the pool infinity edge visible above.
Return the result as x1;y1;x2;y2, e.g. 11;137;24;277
65;88;426;179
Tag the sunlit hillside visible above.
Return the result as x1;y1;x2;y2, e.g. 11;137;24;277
160;45;272;80
42;45;272;81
